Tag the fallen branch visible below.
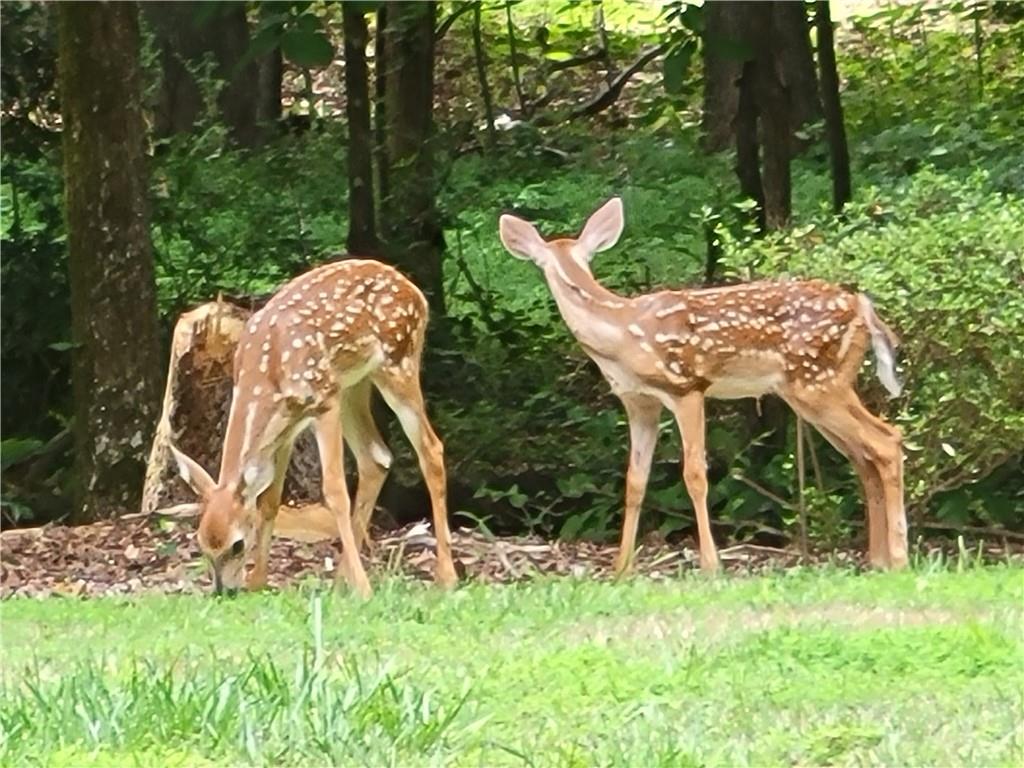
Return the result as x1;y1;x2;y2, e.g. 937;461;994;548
548;47;607;73
569;43;667;120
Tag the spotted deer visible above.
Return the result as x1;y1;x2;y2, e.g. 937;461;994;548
168;259;458;597
498;198;907;573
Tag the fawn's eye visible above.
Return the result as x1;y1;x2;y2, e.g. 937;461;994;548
229;539;245;558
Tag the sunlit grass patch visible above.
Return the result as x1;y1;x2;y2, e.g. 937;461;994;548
2;565;1021;766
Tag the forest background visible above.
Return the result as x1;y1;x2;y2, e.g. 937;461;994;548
2;0;1022;552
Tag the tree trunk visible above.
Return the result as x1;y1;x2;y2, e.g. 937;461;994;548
58;1;162;523
731;2;792;232
143;1;263;146
735;59;766;233
754;5;792;231
815;1;851;213
343;4;379;255
771;0;821;151
380;1;445;312
505;2;528;116
701;0;745;153
374;5;390;208
472;2;497;150
256;46;283;126
702;0;820;154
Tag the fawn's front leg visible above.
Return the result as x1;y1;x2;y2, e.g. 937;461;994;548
315;404;373;598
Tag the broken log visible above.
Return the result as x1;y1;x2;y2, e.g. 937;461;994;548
141;297;338;542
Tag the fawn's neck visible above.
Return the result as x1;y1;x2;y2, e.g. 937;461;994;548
216;379;291;486
542;253;635;356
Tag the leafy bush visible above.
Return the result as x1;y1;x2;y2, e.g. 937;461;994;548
719;167;1024;526
151;124;351;314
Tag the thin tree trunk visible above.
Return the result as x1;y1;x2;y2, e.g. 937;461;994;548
255;0;282;126
595;0;615;83
58;1;162;522
815;1;851;213
771;0;821;151
742;2;791;231
215;3;261;146
701;0;744;152
381;1;445;312
472;2;497;150
343;4;379;254
505;1;527;115
374;5;390;209
735;59;765;233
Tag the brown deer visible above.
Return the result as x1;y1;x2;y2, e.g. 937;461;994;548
168;259;458;597
498;198;907;573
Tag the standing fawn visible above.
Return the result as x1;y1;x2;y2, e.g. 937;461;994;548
169;259;458;597
498;198;907;573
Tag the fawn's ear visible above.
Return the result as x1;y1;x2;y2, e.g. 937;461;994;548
169;445;216;498
577;197;624;256
239;456;275;507
499;213;550;263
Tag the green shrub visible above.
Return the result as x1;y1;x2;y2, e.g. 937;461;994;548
719;167;1024;526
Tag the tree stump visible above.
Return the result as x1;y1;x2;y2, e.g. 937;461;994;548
141;298;339;541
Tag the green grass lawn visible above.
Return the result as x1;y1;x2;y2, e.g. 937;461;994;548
2;564;1022;767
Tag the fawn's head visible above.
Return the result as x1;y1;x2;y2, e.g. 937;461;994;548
169;446;276;594
498;197;624;274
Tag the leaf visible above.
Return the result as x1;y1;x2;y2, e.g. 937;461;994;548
48;341;79;352
544;50;574;62
1;438;45;472
663;39;695;95
929;146;950;157
941;442;956;457
677;4;704;34
280;28;335;68
559;513;587;540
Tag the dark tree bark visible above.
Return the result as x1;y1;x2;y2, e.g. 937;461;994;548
771;0;821;150
701;0;745;153
702;0;820;154
734;59;766;233
730;2;792;232
505;1;527;115
256;47;283;126
380;2;445;312
753;5;792;231
815;1;851;213
58;2;162;523
143;2;267;146
374;5;390;208
343;4;379;255
472;2;497;150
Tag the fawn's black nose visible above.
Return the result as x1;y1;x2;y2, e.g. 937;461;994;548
211;570;237;598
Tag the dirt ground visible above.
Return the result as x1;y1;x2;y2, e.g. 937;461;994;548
3;511;1017;599
0;510;821;598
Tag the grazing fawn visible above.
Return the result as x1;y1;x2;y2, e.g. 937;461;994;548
169;259;458;597
498;198;907;573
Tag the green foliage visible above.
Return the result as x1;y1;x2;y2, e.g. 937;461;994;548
246;1;337;69
719;168;1024;524
0;143;69;442
150;125;350;312
2;567;1021;765
1;0;1021;539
